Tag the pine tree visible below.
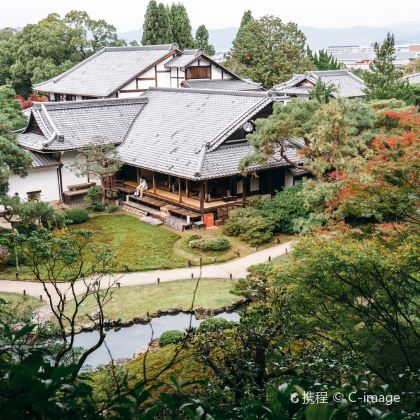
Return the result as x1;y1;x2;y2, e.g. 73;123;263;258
168;3;195;50
195;25;215;55
364;32;413;103
307;47;340;70
142;0;172;45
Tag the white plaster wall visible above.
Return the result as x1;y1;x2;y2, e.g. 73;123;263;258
212;65;223;79
61;151;91;190
156;71;171;87
137;79;156;90
285;169;294;187
119;91;144;98
8;167;60;202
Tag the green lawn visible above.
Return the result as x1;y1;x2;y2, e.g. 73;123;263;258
0;292;43;317
69;214;187;272
66;278;240;325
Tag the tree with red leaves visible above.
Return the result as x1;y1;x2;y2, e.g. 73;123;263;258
334;108;419;226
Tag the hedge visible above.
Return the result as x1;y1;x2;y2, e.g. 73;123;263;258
189;237;231;251
63;208;89;225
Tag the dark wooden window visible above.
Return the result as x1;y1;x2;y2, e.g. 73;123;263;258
54;94;64;102
65;94;76;101
186;66;211;79
82;96;96;100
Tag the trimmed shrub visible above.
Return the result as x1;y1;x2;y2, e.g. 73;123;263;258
91;202;105;212
189;237;231;251
223;207;273;246
159;330;185;347
64;208;89;225
84;186;102;207
187;234;202;242
106;203;119;213
198;317;236;333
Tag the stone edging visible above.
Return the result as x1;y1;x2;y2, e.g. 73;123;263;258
71;296;249;334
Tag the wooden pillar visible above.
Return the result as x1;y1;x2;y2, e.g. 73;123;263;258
199;181;204;214
204;180;209;202
186;179;190;197
168;175;171;192
152;172;156;194
178;178;182;203
242;176;247;202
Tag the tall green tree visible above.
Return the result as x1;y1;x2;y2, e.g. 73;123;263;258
168;3;195;50
364;32;413;102
195;25;215;55
225;15;310;88
232;10;253;48
142;0;173;45
0;12;124;97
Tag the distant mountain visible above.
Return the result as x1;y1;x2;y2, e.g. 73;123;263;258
118;21;420;52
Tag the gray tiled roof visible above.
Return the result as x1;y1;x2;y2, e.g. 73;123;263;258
183;79;264;91
30;151;60;168
118;88;274;180
17;98;148;151
201;143;301;179
288;166;309;176
34;45;177;97
164;50;201;68
403;72;420;84
274;70;366;98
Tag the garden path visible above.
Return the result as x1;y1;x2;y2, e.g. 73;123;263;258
0;241;293;304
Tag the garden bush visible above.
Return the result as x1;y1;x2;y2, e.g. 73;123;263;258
258;184;307;234
187;234;202;242
223;207;273;246
189;237;231;251
198;317;236;333
159;330;185;347
106;203;119;213
91;202;105;212
63;208;89;225
84;186;102;207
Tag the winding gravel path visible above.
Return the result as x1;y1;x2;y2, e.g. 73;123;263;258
0;241;293;305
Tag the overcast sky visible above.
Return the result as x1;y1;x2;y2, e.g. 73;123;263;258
2;0;420;31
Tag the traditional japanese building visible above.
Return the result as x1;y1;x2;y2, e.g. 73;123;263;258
10;88;304;228
273;70;366;99
33;44;263;101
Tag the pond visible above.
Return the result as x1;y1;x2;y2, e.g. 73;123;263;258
73;311;240;368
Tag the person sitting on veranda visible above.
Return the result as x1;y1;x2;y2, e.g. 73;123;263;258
134;178;148;197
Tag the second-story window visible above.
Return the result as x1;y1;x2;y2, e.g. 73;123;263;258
65;94;76;101
186;66;211;79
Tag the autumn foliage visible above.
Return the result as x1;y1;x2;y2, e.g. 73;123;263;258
14;93;48;109
332;108;419;226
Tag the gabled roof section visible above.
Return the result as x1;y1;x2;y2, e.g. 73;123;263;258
165;51;239;79
118;87;274;180
17;97;148;151
182;78;264;92
34;45;178;97
164;49;203;68
274;70;366;98
30;151;60;169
